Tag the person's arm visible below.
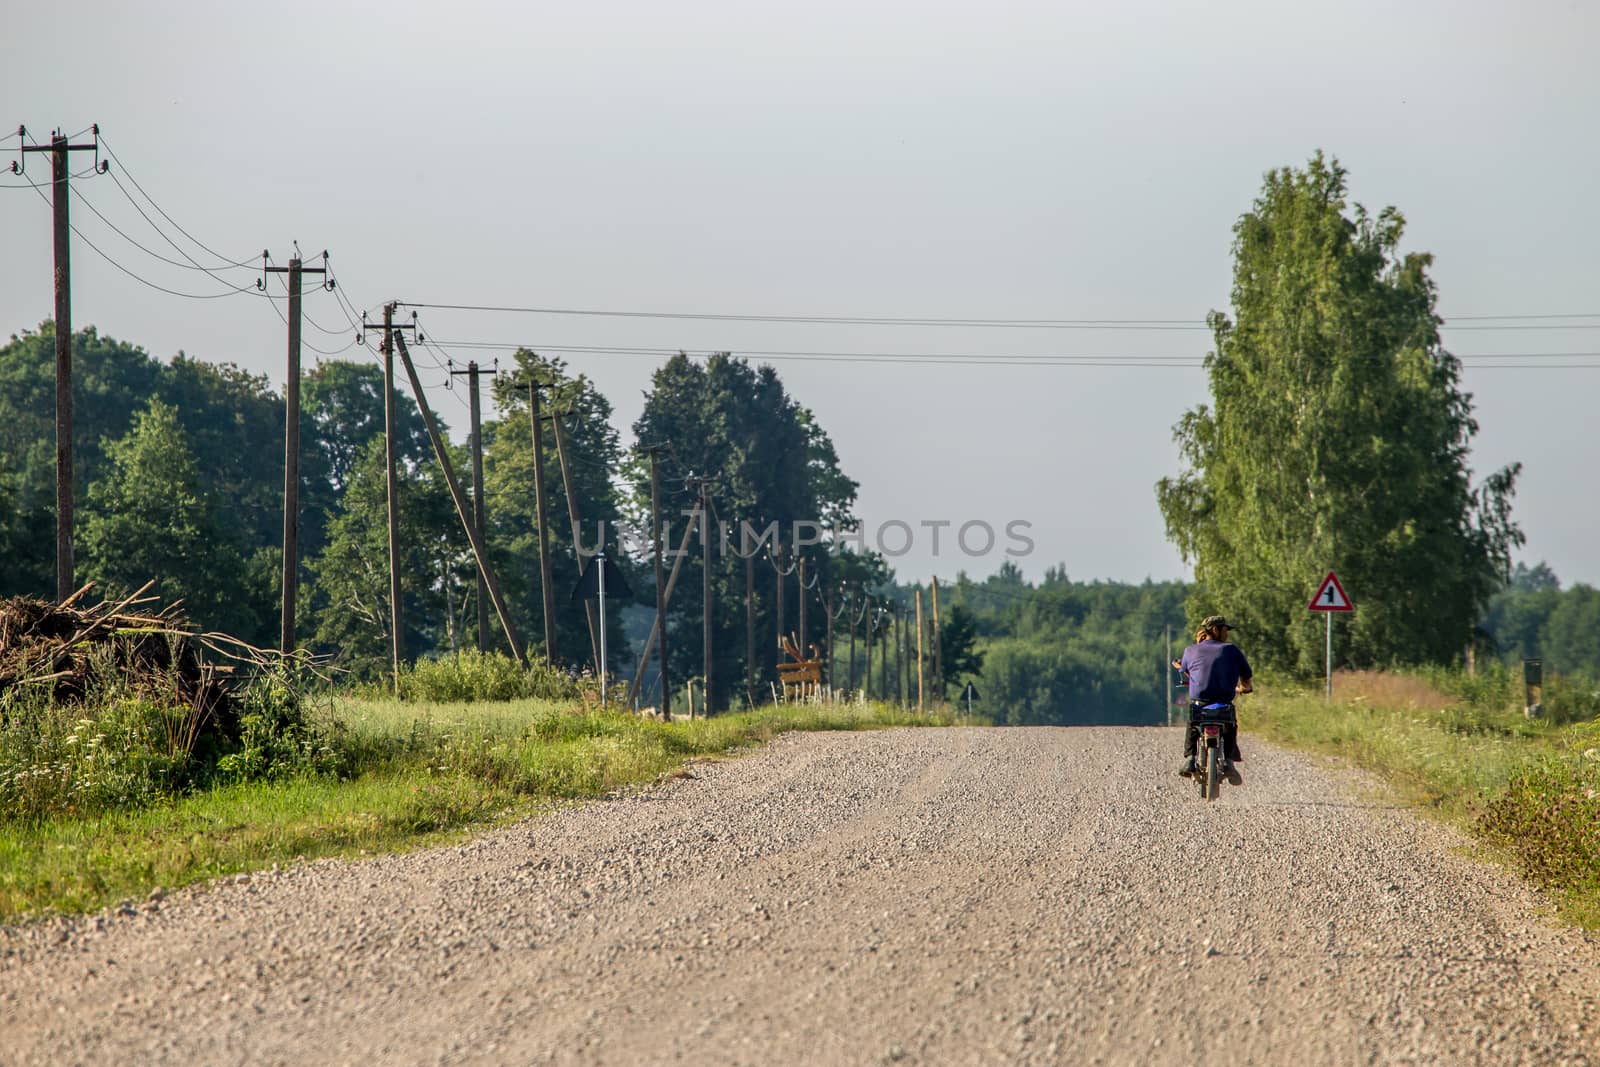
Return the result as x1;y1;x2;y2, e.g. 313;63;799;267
1235;647;1254;693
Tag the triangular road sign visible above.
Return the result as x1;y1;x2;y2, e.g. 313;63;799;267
1308;570;1354;612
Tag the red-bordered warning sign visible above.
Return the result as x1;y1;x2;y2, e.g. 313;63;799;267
1308;571;1354;612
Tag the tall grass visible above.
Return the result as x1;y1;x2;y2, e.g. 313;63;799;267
0;695;951;920
1249;669;1600;926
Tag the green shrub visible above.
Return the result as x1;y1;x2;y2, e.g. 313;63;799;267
1479;755;1600;919
216;671;340;782
394;651;586;704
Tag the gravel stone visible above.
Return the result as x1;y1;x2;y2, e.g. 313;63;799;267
2;726;1598;1065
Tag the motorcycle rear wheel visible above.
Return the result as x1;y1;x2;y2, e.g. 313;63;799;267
1204;747;1219;801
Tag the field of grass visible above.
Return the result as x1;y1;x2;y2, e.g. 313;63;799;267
0;696;953;922
1248;669;1600;926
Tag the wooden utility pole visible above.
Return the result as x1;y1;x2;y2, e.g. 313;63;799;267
848;591;861;694
527;380;557;664
896;606;906;708
646;447;668;717
797;555;808;657
19;126;106;602
451;361;491;651
699;479;714;715
863;599;874;701
744;538;755;706
931;575;944;707
381;303;405;689
772;541;786;679
878;606;888;697
915;589;925;714
550;407;601;672
265;253;326;652
392;332;528;666
824;585;835;690
624;501;699;710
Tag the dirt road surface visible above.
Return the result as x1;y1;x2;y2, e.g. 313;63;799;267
4;727;1599;1065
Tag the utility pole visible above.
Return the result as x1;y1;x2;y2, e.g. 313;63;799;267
744;533;755;707
392;332;528;666
824;584;835;691
17;125;106;602
450;361;491;651
864;600;875;701
797;554;809;657
698;479;714;715
879;606;888;698
526;379;557;664
915;589;925;715
849;591;863;695
645;446;668;717
931;575;944;707
379;304;414;690
772;541;786;681
897;606;906;708
550;406;602;671
264;252;327;652
624;501;699;711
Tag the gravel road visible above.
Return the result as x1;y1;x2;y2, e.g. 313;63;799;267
4;726;1599;1066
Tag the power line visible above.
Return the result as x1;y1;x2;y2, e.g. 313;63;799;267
397;301;1600;331
419;339;1600;370
427;340;1202;368
97;133;259;271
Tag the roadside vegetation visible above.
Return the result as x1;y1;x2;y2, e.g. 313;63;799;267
1250;668;1600;927
0;650;955;921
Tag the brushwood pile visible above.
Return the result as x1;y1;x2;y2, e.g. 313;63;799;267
0;584;237;736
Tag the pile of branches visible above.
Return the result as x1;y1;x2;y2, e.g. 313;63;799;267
0;581;293;737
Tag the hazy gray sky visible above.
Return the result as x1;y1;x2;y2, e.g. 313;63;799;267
3;1;1596;589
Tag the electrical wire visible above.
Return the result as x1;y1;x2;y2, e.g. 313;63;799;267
75;184;251;274
97;133;261;271
401;302;1209;330
104;167;260;269
398;301;1600;331
20;176;264;300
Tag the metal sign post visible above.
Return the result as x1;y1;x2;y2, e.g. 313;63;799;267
573;552;632;709
1308;570;1354;702
598;551;607;707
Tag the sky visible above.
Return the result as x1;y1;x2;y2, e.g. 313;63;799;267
2;1;1596;590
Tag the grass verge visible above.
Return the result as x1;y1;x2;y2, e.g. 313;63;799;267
0;700;951;922
1248;670;1600;927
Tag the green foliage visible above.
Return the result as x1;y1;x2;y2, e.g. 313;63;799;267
79;398;262;637
946;567;1187;725
394;650;585;703
936;604;984;693
485;350;631;667
1480;755;1600;926
303;435;460;675
631;353;859;709
0;657;329;825
216;673;339;782
1157;154;1521;676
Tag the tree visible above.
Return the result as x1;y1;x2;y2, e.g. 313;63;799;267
1157;154;1521;675
631;354;859;709
304;435;461;676
937;604;984;693
0;324;167;597
485;350;631;669
79;399;259;635
1541;584;1600;680
1482;562;1563;664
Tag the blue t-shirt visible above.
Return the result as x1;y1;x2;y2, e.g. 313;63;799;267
1180;641;1252;705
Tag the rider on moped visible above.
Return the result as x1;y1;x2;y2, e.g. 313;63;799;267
1173;615;1253;777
